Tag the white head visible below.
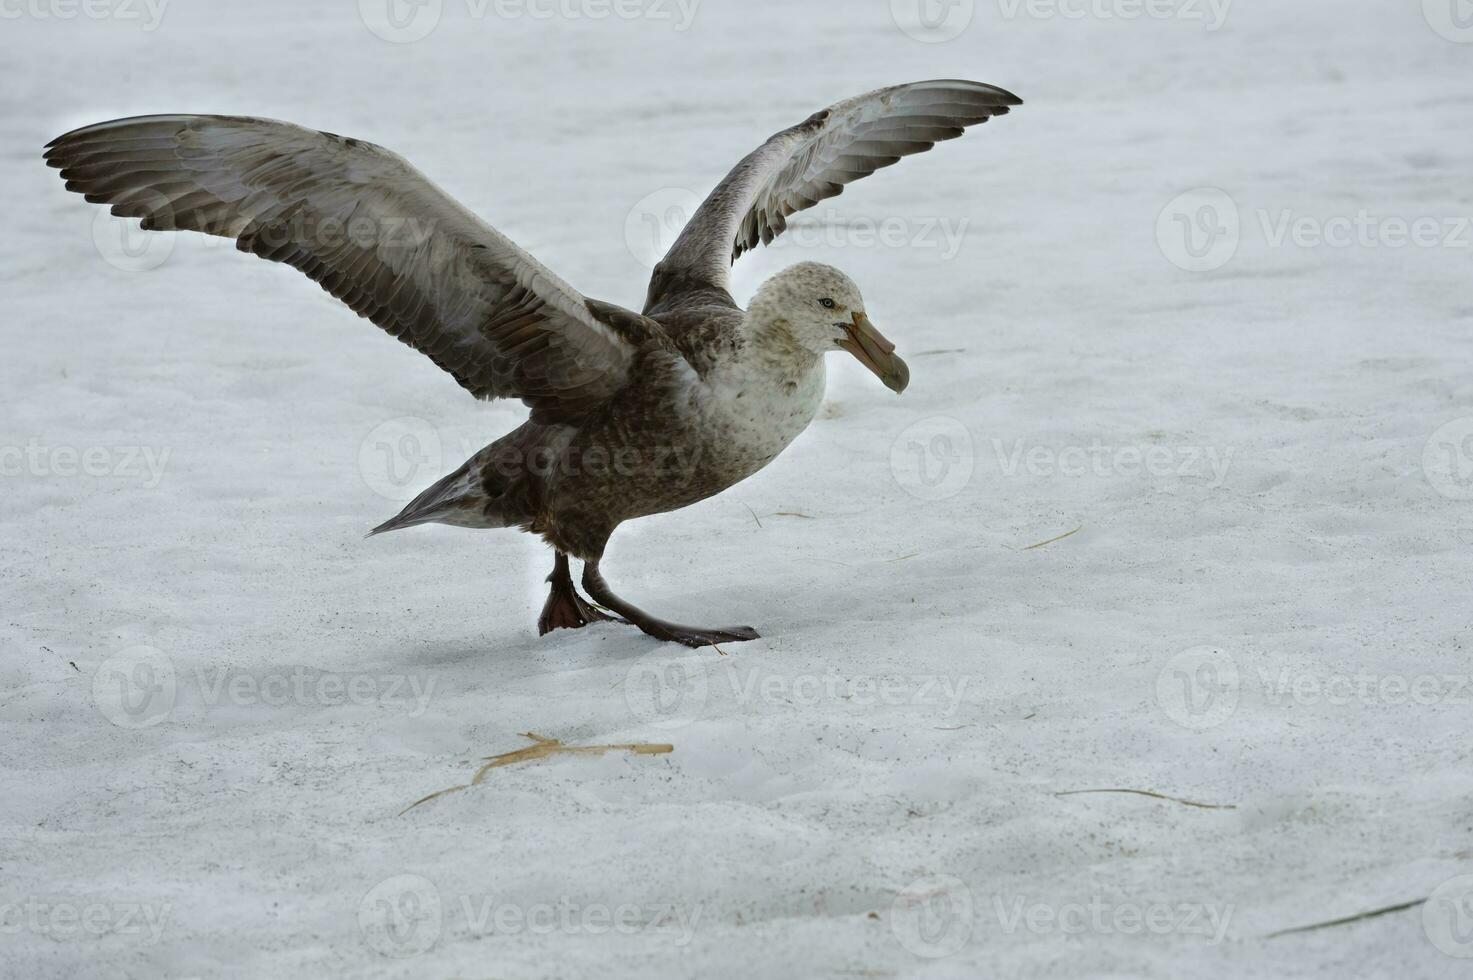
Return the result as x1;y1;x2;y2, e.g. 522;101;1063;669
748;262;910;393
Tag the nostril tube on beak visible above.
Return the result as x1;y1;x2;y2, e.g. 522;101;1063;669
838;312;909;393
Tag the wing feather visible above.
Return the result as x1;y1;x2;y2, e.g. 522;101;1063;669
45;114;649;422
645;80;1020;312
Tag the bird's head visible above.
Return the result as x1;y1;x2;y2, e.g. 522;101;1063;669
750;262;909;394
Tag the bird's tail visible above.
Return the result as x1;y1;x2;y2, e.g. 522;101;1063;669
367;465;498;537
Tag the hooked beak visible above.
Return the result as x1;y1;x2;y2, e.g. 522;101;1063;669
838;312;910;394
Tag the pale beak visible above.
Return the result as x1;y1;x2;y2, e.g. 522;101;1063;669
838;312;910;394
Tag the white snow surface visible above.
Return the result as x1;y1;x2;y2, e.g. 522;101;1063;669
3;1;1472;977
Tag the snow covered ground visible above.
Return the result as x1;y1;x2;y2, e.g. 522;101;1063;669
3;0;1472;976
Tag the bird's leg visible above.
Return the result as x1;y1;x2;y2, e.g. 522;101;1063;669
581;560;760;649
538;552;619;635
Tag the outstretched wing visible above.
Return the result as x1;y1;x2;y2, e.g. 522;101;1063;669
645;80;1021;313
45;114;647;423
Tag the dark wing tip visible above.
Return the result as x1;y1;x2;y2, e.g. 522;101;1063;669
43;131;77;162
46;114;136;151
916;79;1023;107
43;114;202;160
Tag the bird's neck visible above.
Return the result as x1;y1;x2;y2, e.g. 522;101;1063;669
738;308;822;389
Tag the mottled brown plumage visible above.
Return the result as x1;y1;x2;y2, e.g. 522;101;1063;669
44;80;1021;647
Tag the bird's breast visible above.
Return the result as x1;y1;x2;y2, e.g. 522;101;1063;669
543;356;826;526
696;357;827;471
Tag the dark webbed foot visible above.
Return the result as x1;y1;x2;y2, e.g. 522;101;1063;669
538;588;619;635
580;560;760;649
539;552;621;635
643;624;761;649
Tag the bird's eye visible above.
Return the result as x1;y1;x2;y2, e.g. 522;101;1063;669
819;298;836;309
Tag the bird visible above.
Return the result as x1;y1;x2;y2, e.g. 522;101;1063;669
43;79;1021;648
